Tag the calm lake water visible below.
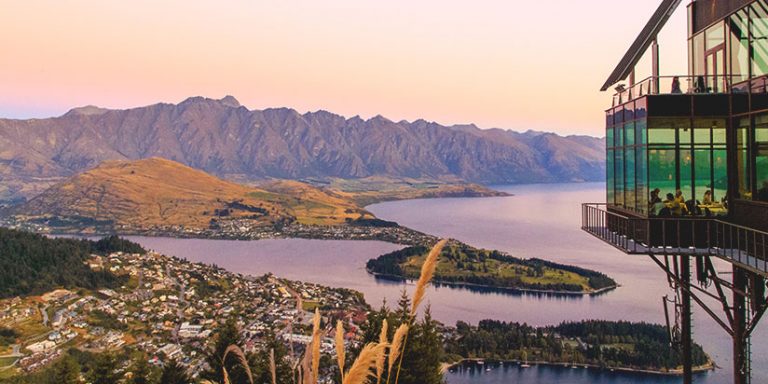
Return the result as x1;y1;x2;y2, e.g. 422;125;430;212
123;182;766;384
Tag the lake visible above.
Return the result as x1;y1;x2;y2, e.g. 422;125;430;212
124;182;766;384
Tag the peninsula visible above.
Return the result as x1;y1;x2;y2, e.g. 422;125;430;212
366;244;617;294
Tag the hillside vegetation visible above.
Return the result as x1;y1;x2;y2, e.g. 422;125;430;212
446;319;710;371
0;229;141;298
367;245;616;293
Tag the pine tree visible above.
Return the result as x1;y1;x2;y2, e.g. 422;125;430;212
90;353;120;384
159;360;191;384
129;353;154;384
249;333;293;384
201;318;250;384
48;355;80;384
396;306;444;384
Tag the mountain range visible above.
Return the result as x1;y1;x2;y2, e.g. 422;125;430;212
0;96;604;202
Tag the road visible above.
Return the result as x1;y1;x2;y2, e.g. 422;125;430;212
40;305;49;327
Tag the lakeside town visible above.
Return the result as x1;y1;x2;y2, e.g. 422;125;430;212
0;216;436;247
0;249;369;380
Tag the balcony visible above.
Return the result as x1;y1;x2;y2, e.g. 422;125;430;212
611;75;742;108
582;203;768;277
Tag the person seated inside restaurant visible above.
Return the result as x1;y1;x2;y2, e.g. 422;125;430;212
663;191;689;216
702;190;713;205
648;188;663;215
759;181;768;202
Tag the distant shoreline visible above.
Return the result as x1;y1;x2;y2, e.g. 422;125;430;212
444;358;715;377
367;269;619;296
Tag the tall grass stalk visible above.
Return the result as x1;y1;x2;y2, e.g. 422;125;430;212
395;239;446;384
336;320;346;382
375;319;388;384
342;343;387;384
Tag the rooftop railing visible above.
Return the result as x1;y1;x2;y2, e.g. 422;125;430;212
611;74;748;107
582;203;768;276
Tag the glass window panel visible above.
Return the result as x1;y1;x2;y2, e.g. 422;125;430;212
737;117;752;200
693;32;706;76
615;148;624;207
616;122;624;147
636;119;647;146
680;149;694;204
607;149;615;205
648;117;686;144
693;129;710;146
625;147;636;211
756;145;768;201
706;22;725;50
636;147;648;214
713;149;728;202
713;125;726;145
730;9;750;81
649;148;677;200
756;112;768;201
692;118;721;145
635;98;647;119
680;124;692;146
607;127;614;149
752;1;768;77
694;149;713;203
624;122;635;146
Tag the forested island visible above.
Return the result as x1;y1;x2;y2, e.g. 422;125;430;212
366;244;617;294
444;319;712;374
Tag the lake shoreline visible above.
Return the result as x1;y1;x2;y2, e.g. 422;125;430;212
445;358;715;377
367;269;619;296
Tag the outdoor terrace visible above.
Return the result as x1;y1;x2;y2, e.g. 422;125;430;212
582;203;768;277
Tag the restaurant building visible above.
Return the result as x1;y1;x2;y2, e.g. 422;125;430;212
583;1;768;383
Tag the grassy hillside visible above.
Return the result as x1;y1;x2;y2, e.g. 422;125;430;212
7;158;373;230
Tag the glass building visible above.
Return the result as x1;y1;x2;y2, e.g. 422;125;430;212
584;2;768;384
605;0;768;225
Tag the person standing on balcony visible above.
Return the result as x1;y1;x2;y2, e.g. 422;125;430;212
694;76;707;93
671;76;682;94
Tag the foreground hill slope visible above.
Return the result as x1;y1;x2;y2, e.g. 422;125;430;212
6;157;370;230
0;96;604;201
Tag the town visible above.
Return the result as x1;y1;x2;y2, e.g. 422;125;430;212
0;216;435;247
0;249;370;380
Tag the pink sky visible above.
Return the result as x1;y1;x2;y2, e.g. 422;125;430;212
0;0;689;136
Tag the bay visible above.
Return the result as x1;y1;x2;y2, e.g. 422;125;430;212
121;182;765;384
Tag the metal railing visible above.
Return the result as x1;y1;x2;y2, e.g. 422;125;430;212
611;74;746;107
582;203;768;276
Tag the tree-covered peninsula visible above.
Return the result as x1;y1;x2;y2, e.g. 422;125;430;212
445;319;711;374
366;244;617;294
0;228;143;298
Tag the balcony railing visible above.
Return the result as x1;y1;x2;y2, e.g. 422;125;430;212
611;74;747;107
582;203;768;276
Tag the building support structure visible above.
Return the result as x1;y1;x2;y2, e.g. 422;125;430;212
648;253;768;384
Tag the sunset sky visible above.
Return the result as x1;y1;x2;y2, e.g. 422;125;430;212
0;1;688;136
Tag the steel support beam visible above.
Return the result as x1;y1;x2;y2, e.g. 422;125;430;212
681;255;693;384
734;266;749;384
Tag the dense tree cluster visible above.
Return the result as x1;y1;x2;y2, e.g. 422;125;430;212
0;327;19;347
444;319;709;371
366;245;616;292
0;229;143;298
358;291;445;384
